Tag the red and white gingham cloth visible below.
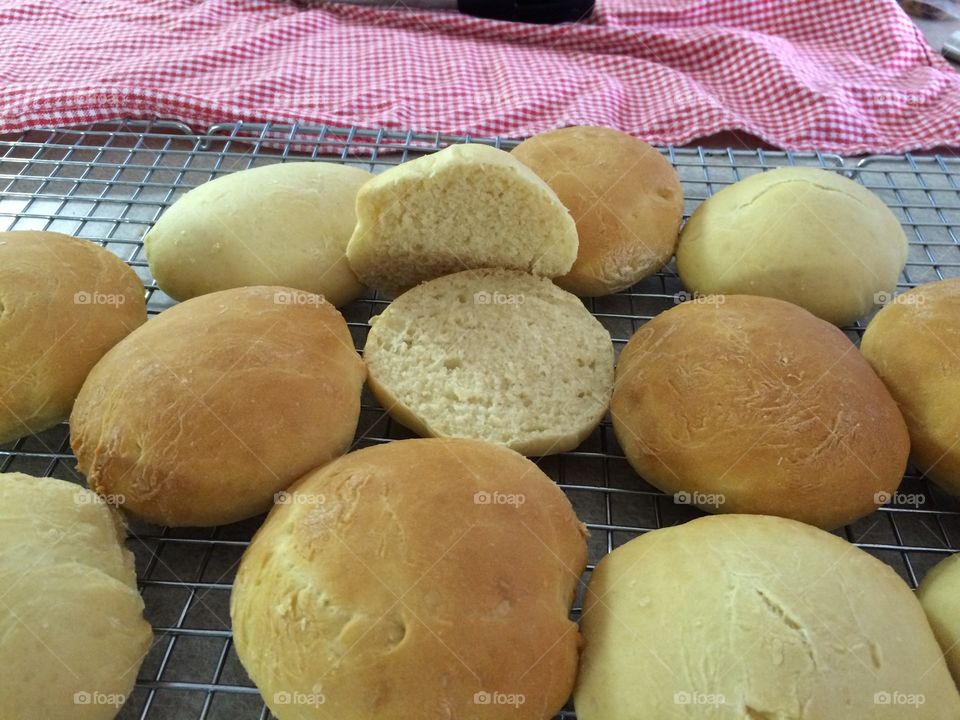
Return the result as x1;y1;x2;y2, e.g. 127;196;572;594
0;0;959;153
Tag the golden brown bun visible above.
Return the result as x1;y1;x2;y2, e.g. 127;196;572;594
576;514;960;720
144;162;370;306
918;553;960;686
860;279;960;495
0;473;152;719
611;295;909;529
70;286;365;527
677;167;908;326
0;231;146;443
512;126;683;297
231;438;587;720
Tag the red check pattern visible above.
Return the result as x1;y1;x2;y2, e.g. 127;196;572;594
0;0;958;152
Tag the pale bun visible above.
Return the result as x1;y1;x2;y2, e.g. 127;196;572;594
144;162;370;306
918;553;960;686
677;167;908;326
576;514;960;720
0;472;152;720
861;278;960;495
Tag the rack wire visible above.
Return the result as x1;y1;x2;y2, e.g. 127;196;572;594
1;118;958;720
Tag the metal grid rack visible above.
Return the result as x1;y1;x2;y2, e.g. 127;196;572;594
1;118;959;719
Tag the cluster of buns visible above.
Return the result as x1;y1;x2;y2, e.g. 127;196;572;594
3;124;959;720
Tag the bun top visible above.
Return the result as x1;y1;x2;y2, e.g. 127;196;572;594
143;161;372;306
0;230;146;442
677;167;908;325
70;286;365;527
0;472;132;581
0;472;152;720
860;278;960;493
512;125;684;296
612;294;909;529
231;438;587;720
576;514;960;720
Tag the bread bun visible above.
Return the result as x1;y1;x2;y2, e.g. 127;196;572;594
611;294;909;529
144;162;370;306
860;278;960;495
512;126;683;297
576;514;960;720
70;286;365;526
363;269;614;456
346;143;578;295
677;167;908;326
918;553;960;686
0;231;146;443
231;438;587;720
0;472;152;719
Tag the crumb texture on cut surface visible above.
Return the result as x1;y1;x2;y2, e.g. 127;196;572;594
346;144;578;295
575;514;960;720
363;269;614;456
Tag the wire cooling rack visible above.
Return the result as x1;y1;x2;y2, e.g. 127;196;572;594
1;118;959;720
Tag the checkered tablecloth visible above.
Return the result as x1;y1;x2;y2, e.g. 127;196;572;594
1;0;958;152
